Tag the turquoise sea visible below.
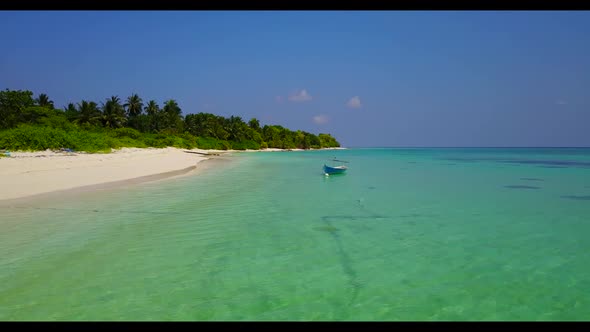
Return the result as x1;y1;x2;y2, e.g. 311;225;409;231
1;148;590;321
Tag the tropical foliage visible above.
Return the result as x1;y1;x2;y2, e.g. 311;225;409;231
0;89;341;152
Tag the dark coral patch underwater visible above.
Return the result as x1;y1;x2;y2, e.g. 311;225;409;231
520;178;544;181
504;185;541;190
561;195;590;201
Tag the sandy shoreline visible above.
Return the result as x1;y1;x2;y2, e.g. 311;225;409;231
0;146;346;201
0;147;212;201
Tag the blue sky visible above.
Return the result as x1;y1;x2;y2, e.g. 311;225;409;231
1;11;589;147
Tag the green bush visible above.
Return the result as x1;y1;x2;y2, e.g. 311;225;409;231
143;135;168;148
231;140;260;150
0;125;137;153
195;137;228;150
0;123;341;152
111;127;142;140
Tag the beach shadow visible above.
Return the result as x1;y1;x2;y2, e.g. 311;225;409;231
3;206;183;215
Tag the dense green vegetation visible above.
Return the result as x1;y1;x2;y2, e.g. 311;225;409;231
0;89;340;152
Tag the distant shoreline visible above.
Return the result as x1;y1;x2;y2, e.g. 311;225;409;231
0;146;348;202
237;147;347;153
346;147;590;149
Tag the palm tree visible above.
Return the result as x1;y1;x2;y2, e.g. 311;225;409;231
35;93;54;109
144;100;159;116
75;100;102;126
144;100;160;132
63;102;79;122
163;99;181;117
102;96;126;128
124;94;143;118
225;116;246;141
248;118;261;131
163;99;182;131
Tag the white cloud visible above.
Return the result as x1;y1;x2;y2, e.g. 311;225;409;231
288;89;312;102
313;115;329;125
346;96;362;108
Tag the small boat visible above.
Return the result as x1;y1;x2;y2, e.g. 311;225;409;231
323;158;349;175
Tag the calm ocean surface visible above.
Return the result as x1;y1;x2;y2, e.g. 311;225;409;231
1;148;590;320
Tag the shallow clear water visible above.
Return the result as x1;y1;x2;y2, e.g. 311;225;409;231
1;148;590;320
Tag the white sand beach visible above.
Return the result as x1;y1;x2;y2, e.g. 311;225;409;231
0;147;346;201
0;147;213;201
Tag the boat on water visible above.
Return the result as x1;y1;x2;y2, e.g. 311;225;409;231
323;158;349;175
